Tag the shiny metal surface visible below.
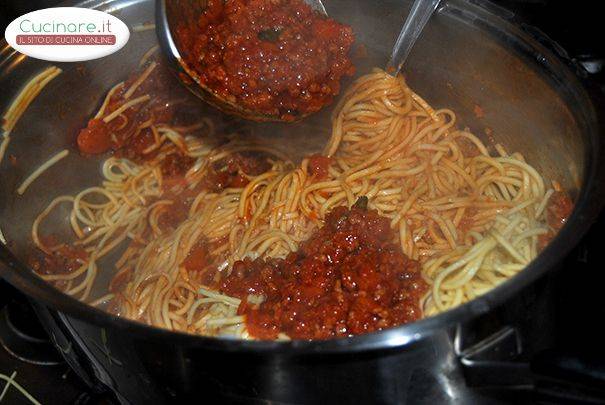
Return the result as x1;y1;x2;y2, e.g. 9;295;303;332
388;0;441;74
0;0;604;403
28;277;562;403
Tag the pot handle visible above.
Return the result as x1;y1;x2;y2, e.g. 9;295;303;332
532;349;605;399
460;327;605;403
520;23;604;82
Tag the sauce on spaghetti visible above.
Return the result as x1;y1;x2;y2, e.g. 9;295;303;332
157;152;272;230
539;191;574;249
546;191;573;232
201;152;272;192
25;55;578;341
307;154;332;180
173;0;355;120
220;198;428;339
28;237;88;290
29;241;87;277
76;62;202;163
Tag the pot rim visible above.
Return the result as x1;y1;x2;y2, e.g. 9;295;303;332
1;0;603;354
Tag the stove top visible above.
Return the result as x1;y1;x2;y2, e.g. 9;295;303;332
0;291;112;404
1;1;604;404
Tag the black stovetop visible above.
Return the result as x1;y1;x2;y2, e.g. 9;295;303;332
1;1;604;404
0;293;109;404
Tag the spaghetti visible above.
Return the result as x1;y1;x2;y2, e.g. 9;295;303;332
17;149;69;195
29;62;572;339
0;371;41;405
0;66;62;166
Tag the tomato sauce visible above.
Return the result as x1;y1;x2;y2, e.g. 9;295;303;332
173;0;355;120
76;61;203;176
28;244;87;276
160;153;196;177
180;237;232;285
202;152;272;192
150;152;271;236
538;191;574;249
109;268;133;294
307;154;332;180
155;199;192;233
458;207;479;233
78;63;167;155
28;237;88;289
220;198;428;339
546;191;573;232
182;239;211;272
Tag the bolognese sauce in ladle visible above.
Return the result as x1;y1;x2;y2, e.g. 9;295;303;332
157;0;355;121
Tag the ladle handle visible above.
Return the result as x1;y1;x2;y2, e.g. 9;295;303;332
388;0;441;75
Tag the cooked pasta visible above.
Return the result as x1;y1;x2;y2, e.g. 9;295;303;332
28;63;571;339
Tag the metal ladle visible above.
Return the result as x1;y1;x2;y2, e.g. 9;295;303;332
156;0;440;122
387;0;442;75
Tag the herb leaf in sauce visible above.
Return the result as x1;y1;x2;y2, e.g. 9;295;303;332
353;196;369;210
258;28;283;43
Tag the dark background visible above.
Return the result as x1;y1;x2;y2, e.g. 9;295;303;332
1;0;605;404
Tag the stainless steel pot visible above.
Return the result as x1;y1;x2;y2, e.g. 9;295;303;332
1;0;604;403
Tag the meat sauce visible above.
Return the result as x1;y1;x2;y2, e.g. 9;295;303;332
78;63;172;156
28;243;87;276
28;237;88;289
220;198;428;339
173;0;355;120
76;61;203;177
307;154;332;180
182;239;211;273
201;152;272;192
153;152;272;235
76;58;274;186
